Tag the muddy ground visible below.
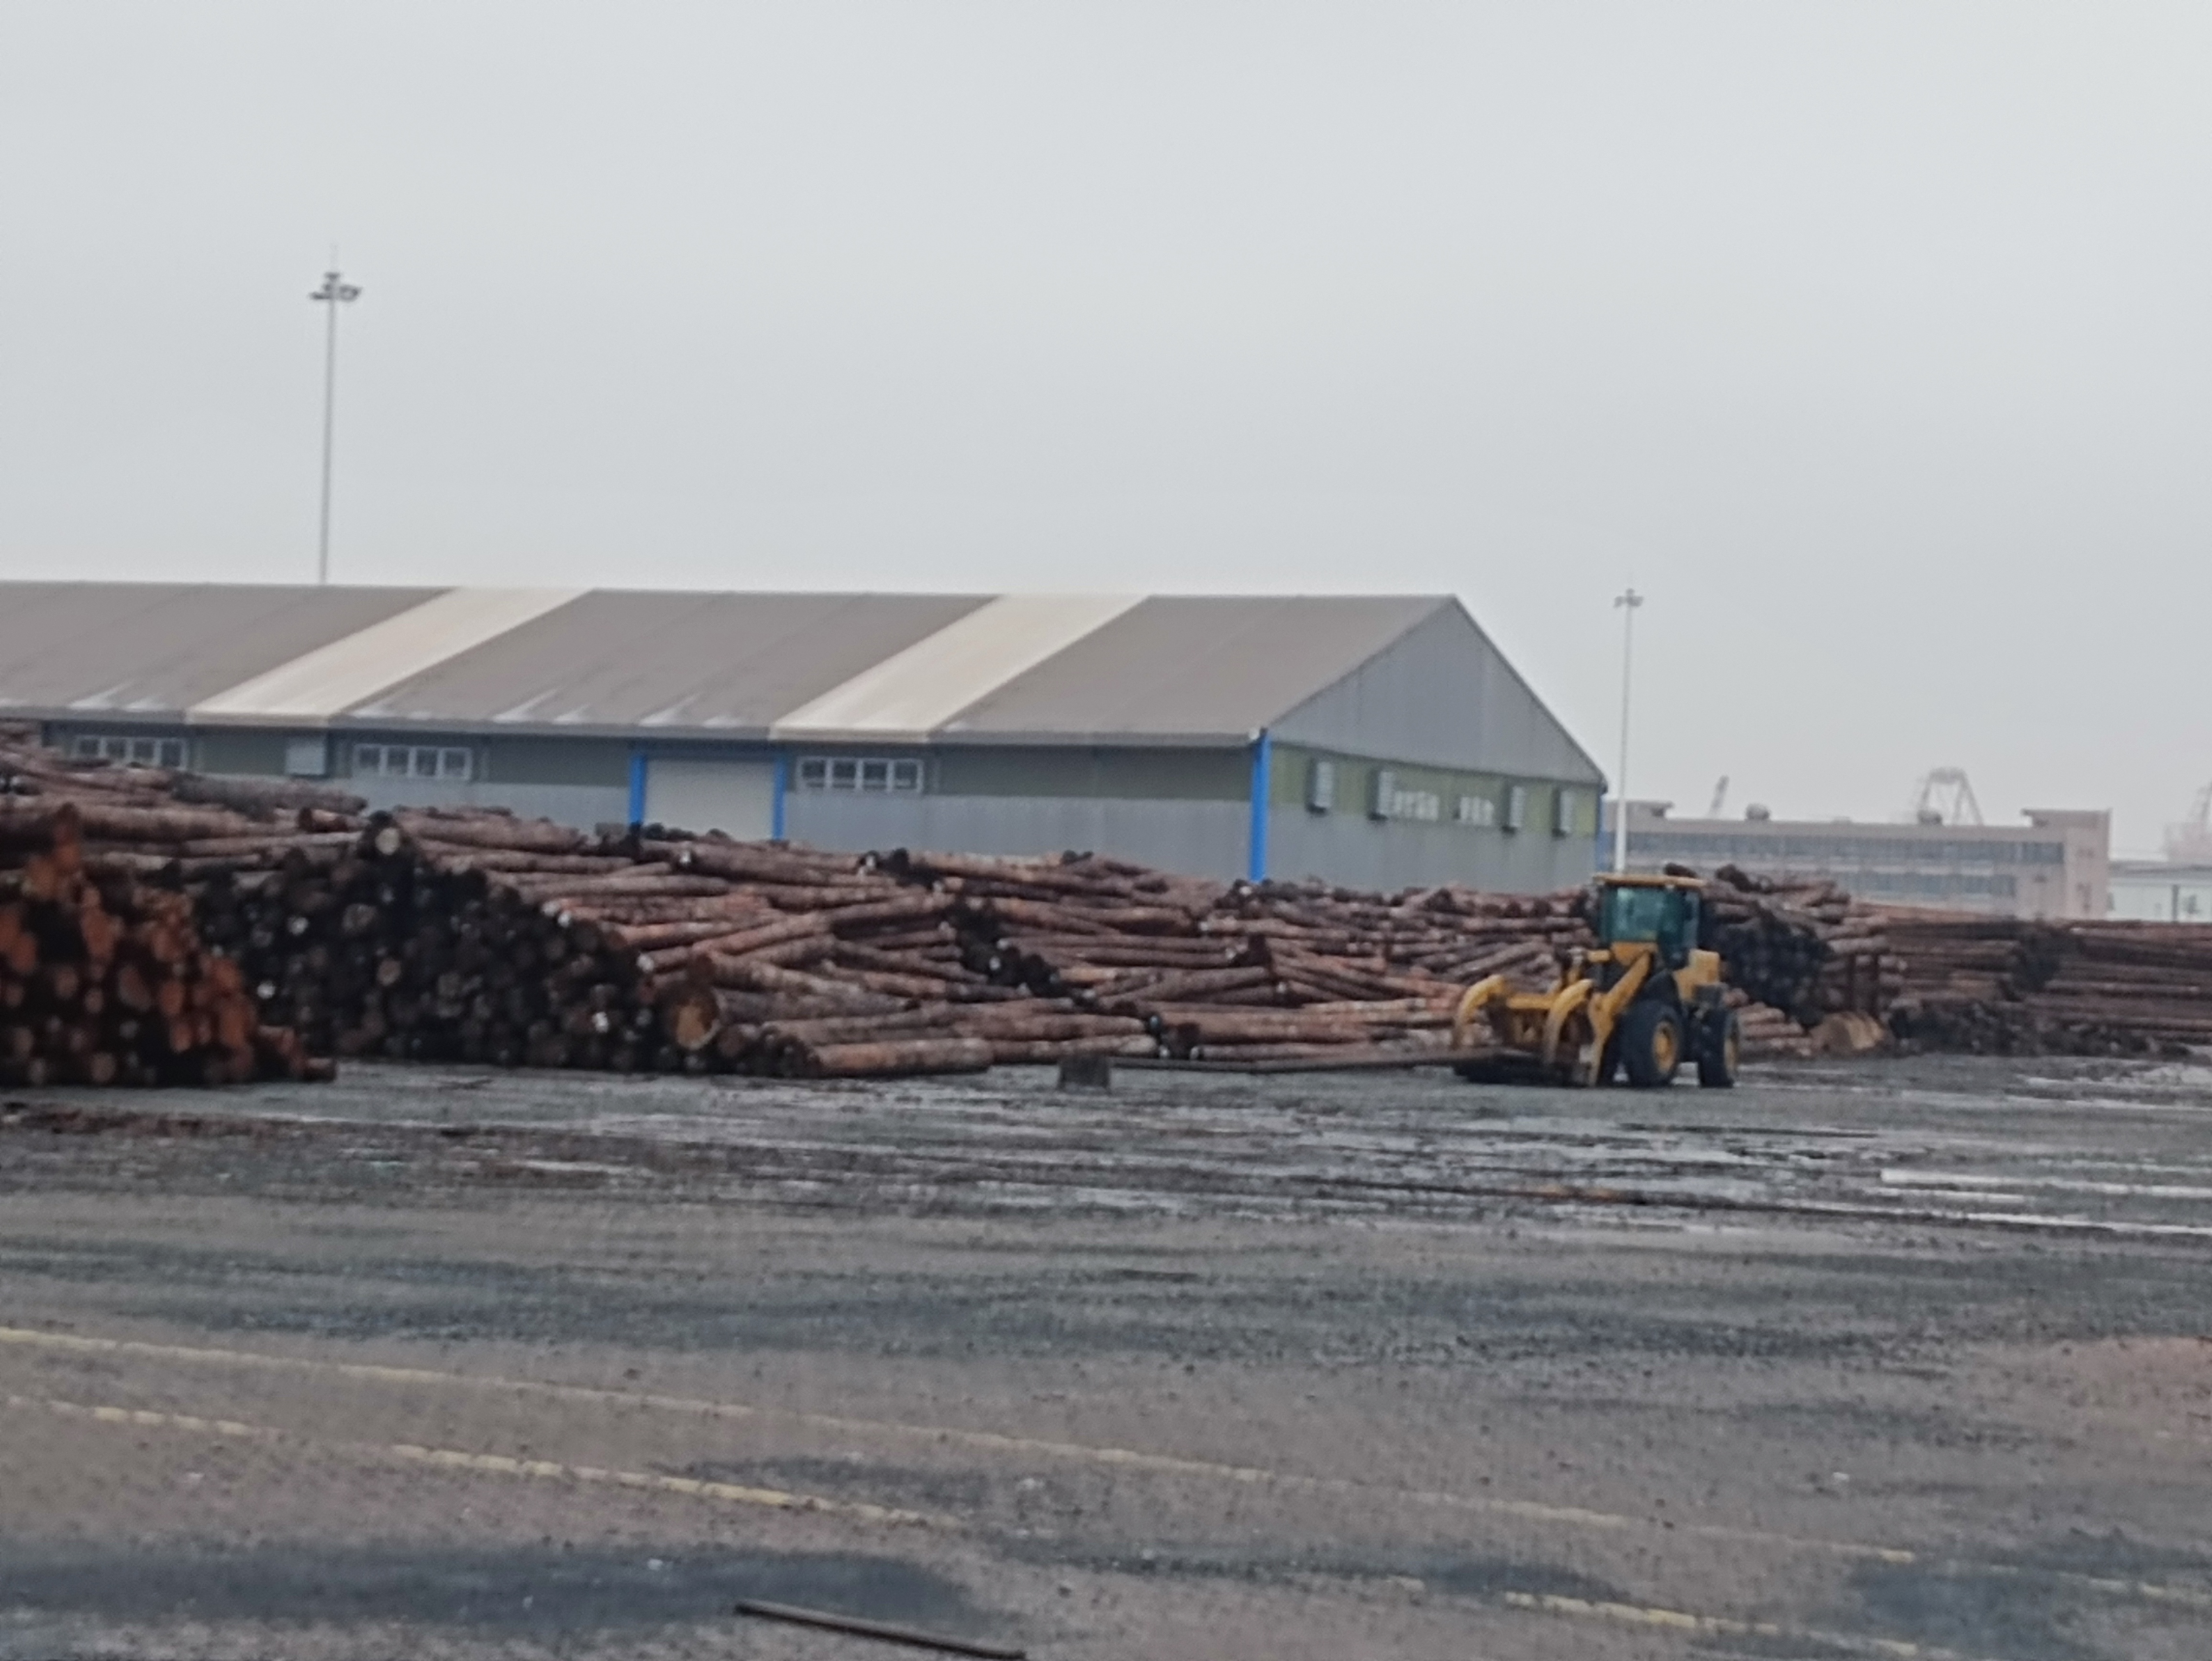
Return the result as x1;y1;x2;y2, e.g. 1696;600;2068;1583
0;1054;2208;1659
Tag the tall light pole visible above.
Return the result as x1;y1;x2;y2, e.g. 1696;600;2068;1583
1611;586;1643;874
309;266;362;585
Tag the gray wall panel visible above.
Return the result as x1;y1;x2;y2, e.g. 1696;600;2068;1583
787;794;1249;880
485;736;629;787
1267;808;1596;895
196;729;290;776
1272;604;1604;785
931;746;1247;800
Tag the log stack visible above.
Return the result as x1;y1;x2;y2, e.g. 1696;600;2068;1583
1879;909;2212;1056
28;723;2087;1079
1697;864;1903;1024
885;853;1592;1066
0;797;323;1085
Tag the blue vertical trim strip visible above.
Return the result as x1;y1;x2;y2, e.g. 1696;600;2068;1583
771;752;788;841
1247;731;1272;883
627;750;647;826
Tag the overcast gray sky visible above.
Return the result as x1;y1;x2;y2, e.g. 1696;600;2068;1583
2;4;2205;851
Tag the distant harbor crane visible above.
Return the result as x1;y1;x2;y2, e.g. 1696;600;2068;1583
1911;767;1984;827
2165;783;2212;863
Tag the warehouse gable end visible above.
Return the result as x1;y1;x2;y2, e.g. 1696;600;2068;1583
1272;599;1603;785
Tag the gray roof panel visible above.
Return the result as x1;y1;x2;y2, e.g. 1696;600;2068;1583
936;595;1448;743
0;583;440;720
346;590;989;737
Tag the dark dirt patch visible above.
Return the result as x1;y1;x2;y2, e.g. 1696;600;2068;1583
0;1542;987;1635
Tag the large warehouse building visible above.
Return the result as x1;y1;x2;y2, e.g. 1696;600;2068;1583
0;583;1604;893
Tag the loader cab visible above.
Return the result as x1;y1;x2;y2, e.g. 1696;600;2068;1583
1594;877;1701;972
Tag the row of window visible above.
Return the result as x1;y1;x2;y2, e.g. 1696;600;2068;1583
63;738;1565;830
1852;872;2020;899
353;744;475;781
793;756;924;793
1310;759;1574;835
1636;831;2066;866
73;734;187;769
72;734;476;782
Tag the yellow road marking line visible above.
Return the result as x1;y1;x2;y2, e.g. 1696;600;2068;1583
8;1375;2188;1660
3;1325;2207;1617
0;1322;1903;1561
2;1391;935;1528
1498;1591;1991;1661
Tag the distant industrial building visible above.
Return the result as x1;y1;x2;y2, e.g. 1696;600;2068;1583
0;582;1605;893
1606;801;2110;919
2108;860;2212;924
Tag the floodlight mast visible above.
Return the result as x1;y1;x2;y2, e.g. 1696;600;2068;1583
1611;587;1644;874
309;268;362;585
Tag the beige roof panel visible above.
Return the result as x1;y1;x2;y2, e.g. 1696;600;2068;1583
190;588;586;726
0;583;440;720
772;594;1145;742
342;591;990;736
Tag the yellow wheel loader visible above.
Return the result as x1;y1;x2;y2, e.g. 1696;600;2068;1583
1450;874;1740;1088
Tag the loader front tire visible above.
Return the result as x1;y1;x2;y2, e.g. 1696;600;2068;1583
1619;1002;1684;1088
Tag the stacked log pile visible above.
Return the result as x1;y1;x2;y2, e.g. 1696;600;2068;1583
875;854;1590;1066
0;798;324;1086
1879;910;2212;1056
0;726;1889;1079
1698;865;1904;1025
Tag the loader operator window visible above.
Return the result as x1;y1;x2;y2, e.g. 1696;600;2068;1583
1602;885;1673;943
1603;885;1697;964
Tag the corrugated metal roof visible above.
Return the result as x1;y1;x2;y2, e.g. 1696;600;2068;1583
0;584;1527;748
194;587;585;726
340;590;987;737
936;595;1448;743
773;594;1145;742
0;583;438;719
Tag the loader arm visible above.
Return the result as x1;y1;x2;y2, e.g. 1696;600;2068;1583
1450;975;1512;1049
1579;949;1653;1077
1538;977;1595;1070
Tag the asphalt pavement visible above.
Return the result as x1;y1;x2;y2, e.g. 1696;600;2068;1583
1;1054;2208;1659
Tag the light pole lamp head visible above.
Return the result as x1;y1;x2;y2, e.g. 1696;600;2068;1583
1614;587;1644;612
310;272;362;304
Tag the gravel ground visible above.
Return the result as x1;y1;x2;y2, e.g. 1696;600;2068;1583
1;1054;2208;1659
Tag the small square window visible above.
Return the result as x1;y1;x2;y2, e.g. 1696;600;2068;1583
860;759;890;792
1368;768;1396;820
829;759;859;790
72;736;101;759
890;759;922;792
797;758;828;790
157;739;185;768
440;747;473;781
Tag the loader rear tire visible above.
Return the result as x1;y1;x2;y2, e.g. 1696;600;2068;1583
1696;1009;1741;1088
1620;1002;1683;1088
